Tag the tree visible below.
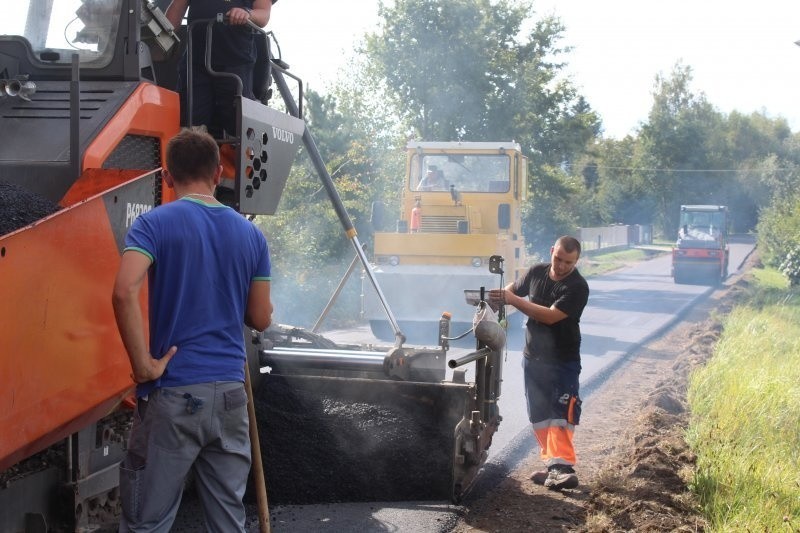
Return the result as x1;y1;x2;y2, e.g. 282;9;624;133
367;0;509;140
576;136;657;227
365;1;600;147
725;112;799;231
757;194;800;272
637;63;727;236
257;63;409;327
253;88;382;326
364;0;600;251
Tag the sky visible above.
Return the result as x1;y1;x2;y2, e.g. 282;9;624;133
269;0;800;139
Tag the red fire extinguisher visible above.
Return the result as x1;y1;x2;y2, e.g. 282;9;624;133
410;199;421;233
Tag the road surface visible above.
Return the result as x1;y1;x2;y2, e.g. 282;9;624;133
180;239;756;532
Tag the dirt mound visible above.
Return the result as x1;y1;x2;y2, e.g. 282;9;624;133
578;313;727;532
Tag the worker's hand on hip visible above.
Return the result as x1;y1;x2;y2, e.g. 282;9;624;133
130;346;178;384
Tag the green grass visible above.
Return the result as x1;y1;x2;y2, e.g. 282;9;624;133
686;267;800;531
579;246;671;277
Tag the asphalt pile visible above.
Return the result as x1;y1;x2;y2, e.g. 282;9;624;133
0;180;61;236
253;374;461;505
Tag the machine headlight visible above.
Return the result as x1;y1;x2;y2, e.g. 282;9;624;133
389;256;400;266
471;257;482;268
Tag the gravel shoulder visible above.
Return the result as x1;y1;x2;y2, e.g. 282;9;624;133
450;254;756;532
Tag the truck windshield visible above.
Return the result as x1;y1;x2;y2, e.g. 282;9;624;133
1;0;122;67
411;154;510;193
680;210;727;238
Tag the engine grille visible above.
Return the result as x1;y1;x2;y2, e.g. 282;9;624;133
420;215;463;233
103;134;161;170
0;88;112;120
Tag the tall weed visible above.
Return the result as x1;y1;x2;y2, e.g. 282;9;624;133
687;268;800;531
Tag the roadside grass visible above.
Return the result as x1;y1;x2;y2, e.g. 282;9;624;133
686;267;800;531
579;245;670;277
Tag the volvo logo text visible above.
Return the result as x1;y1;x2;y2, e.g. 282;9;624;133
271;126;294;143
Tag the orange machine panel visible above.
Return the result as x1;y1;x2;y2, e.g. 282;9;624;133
82;83;180;171
0;174;154;471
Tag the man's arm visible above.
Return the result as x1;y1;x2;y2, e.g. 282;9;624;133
227;0;272;27
489;283;568;326
165;0;190;29
112;251;177;383
245;279;273;331
248;0;273;28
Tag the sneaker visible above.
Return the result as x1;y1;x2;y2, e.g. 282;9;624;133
530;469;549;485
544;466;579;491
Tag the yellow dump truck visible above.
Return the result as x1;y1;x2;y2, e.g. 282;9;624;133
365;141;529;343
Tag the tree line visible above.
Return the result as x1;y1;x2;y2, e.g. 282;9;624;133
259;0;800;325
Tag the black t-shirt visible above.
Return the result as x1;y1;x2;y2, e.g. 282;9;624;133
187;0;256;67
511;263;589;363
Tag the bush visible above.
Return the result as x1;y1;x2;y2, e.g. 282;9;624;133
756;195;800;271
779;244;800;286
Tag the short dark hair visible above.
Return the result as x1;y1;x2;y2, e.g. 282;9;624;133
165;129;220;184
556;235;581;256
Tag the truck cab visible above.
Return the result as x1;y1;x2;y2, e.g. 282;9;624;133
366;141;529;343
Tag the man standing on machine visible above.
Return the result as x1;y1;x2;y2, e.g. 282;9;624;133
165;0;275;138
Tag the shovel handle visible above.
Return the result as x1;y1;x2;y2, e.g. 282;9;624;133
245;363;271;533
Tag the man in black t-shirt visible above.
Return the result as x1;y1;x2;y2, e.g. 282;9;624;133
166;0;276;138
490;235;589;491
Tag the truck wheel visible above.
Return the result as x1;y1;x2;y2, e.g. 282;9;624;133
673;267;686;284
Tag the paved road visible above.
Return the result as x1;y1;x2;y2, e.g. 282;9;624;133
228;239;755;532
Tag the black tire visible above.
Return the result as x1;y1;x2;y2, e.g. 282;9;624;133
673;266;687;284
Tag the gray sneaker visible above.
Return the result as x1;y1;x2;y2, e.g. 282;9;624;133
544;467;579;490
